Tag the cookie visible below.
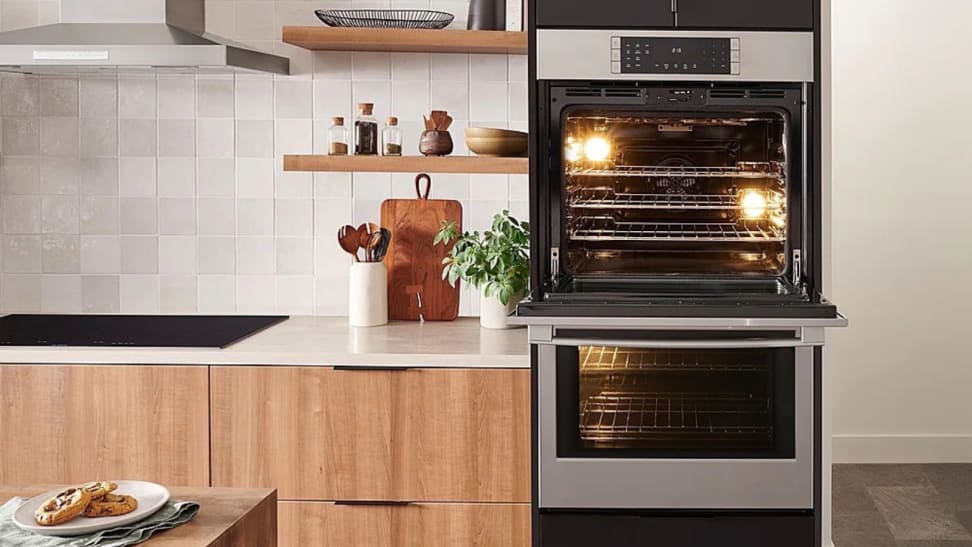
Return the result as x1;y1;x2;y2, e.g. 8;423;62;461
34;487;92;526
82;493;138;518
81;481;117;499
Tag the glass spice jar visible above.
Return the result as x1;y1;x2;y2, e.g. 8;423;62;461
354;103;379;155
328;116;349;156
382;116;402;156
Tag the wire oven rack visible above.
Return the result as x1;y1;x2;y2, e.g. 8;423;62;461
569;216;785;243
579;346;769;373
566;164;784;180
568;189;785;211
579;391;773;443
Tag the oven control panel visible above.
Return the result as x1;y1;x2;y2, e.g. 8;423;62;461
611;37;740;75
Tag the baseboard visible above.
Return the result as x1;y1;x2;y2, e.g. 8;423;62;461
833;434;972;463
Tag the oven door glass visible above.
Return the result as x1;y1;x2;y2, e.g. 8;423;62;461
557;345;795;459
537;336;814;510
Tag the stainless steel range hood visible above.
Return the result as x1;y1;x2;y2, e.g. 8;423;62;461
0;0;289;75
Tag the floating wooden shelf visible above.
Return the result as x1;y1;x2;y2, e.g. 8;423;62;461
283;155;529;174
282;26;528;54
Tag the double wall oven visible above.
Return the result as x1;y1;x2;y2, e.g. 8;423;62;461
516;2;845;546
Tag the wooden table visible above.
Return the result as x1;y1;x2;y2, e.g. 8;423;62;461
0;485;276;547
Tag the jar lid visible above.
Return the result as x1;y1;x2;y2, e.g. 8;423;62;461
358;103;374;115
386;116;398;126
331;116;344;126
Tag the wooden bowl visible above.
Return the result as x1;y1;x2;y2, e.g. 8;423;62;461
464;128;528;157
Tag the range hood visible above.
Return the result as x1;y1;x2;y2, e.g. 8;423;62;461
0;0;289;75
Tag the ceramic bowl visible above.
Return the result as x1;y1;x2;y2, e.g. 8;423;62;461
464;127;528;157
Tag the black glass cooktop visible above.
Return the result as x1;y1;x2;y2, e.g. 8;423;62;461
0;315;288;348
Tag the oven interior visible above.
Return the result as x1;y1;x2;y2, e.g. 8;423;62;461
557;343;796;458
562;110;789;278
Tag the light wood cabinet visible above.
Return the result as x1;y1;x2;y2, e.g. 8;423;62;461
0;365;210;486
277;501;530;547
210;367;530;503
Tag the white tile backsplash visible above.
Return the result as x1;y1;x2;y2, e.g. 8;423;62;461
0;1;527;315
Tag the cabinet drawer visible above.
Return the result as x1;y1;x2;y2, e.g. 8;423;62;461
211;367;530;502
278;501;530;547
0;365;210;486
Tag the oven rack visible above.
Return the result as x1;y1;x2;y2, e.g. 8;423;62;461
566;163;784;180
579;346;769;373
568;189;785;211
580;391;772;442
569;216;785;243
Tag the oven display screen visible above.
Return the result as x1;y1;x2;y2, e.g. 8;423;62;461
617;37;733;74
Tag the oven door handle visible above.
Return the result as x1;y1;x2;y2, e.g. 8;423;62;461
545;336;821;349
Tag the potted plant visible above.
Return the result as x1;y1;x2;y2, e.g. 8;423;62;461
434;210;529;329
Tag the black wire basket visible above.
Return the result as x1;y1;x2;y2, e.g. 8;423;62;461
315;9;455;29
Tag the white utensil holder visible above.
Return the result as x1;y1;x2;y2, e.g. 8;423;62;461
349;262;388;327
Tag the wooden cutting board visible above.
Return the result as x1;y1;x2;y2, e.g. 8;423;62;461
381;174;462;321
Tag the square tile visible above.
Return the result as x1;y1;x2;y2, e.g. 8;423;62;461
237;198;274;235
314;275;349;315
79;118;118;157
80;235;120;273
119;118;157;157
197;158;235;196
158;235;197;275
198;197;236;236
2;117;39;155
275;80;313;118
79;77;117;118
1;156;40;195
236;158;274;197
81;275;120;313
352;52;391;80
237;236;275;274
2;274;41;312
40;78;78;117
119;275;160;313
41;195;80;234
274;199;313;236
313;79;352;120
236;275;275;313
119;197;158;235
2;195;41;234
160;275;197;313
158;158;196;197
198;236;236;274
41;235;80;273
430;53;469;80
197;77;235;118
41;275;81;313
157;76;196;118
120;235;158;274
470;54;508;81
119;157;157;196
235;120;274;158
235;78;274;119
276;237;313;275
158;119;196;157
1;75;39;116
40;117;79;157
2;235;41;273
80;158;119;195
118;77;157;118
80;196;119;234
159;197;197;235
197;118;235;158
40;157;80;195
198;274;236;313
276;275;313;314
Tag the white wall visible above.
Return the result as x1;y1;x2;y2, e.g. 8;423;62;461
0;0;528;316
831;0;972;462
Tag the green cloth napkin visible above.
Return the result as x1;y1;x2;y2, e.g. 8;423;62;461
0;497;199;547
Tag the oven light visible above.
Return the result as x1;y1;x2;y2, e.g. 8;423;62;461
565;140;583;162
583;136;611;162
740;190;767;219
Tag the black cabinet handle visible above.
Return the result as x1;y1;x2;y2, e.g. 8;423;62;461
334;500;412;506
332;366;411;371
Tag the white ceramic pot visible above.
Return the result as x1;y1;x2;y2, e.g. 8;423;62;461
349;262;388;327
479;289;520;330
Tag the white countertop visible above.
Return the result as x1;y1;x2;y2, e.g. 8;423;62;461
0;317;530;368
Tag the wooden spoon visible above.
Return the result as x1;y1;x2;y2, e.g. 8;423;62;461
357;223;379;256
337;225;360;262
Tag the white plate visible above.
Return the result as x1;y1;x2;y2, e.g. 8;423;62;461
12;481;170;537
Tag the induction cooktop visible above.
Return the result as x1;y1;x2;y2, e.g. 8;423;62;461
0;315;288;348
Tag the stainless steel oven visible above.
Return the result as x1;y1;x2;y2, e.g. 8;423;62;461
535;325;819;510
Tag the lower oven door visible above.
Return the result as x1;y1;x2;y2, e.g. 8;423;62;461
537;330;815;510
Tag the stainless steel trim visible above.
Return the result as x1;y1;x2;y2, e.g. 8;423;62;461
512;314;848;330
537;30;813;82
537;343;815;509
547;337;818;349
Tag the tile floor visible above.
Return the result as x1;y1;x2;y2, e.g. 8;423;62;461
834;464;972;546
